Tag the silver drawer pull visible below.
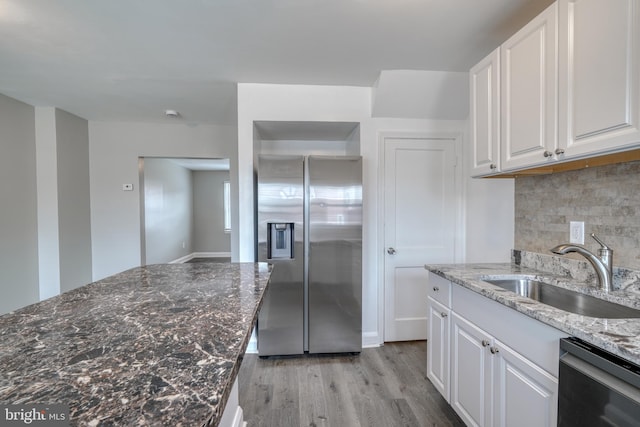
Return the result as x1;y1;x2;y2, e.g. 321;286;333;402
543;150;554;158
440;312;448;318
555;148;565;155
433;286;439;292
490;346;499;354
482;340;490;347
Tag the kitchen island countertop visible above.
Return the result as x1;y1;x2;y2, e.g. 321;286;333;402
0;262;271;426
426;262;640;366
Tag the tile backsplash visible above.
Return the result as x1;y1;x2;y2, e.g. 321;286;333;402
515;160;640;270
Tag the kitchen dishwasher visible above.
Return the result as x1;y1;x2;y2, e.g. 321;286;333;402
559;337;640;426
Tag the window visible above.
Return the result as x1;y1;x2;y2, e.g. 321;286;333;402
223;180;231;232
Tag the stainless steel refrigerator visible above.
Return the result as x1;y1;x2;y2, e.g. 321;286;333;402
256;155;362;356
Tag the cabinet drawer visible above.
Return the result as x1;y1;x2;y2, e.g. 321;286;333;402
427;273;451;307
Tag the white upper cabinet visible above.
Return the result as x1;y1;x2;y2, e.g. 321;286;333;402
470;48;501;177
500;3;558;171
470;0;640;177
558;0;640;158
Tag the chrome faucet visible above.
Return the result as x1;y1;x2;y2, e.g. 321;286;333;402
551;233;613;292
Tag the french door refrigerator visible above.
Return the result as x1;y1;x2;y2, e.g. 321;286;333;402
256;154;362;356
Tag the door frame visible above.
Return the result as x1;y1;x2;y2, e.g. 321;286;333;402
377;131;465;342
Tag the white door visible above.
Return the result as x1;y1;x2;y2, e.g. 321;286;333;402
383;136;458;342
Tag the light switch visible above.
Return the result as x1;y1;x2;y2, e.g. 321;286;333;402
122;184;134;191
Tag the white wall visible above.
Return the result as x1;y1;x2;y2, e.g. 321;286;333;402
463;123;514;263
372;70;469;120
193;170;231;253
89;121;236;280
0;93;39;314
143;158;193;264
35;107;93;297
55;109;93;293
35;107;61;300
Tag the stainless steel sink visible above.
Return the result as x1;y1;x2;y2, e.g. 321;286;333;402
483;278;640;319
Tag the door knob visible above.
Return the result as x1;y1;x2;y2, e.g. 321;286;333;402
387;247;397;255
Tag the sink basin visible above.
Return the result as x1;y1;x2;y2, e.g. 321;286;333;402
484;278;640;319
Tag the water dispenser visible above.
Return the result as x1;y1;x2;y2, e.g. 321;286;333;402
268;223;294;259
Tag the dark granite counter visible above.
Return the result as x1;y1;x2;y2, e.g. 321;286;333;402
0;262;271;426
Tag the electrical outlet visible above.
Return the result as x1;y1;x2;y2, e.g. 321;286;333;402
570;221;585;245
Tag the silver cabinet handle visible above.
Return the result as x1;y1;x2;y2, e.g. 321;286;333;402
387;247;396;255
433;286;439;292
482;340;490;347
555;148;565;155
441;312;448;318
543;150;554;158
490;346;499;354
490;163;497;170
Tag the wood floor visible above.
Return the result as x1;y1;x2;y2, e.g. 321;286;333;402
238;341;465;427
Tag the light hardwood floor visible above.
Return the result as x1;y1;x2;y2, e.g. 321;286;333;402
238;341;464;427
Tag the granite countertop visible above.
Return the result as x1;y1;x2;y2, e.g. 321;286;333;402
0;262;271;426
425;259;640;366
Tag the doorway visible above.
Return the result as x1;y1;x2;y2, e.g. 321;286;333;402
139;157;231;265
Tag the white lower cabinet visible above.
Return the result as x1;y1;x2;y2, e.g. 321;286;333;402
450;312;493;426
427;296;450;401
493;340;558;427
450;312;558;427
426;274;566;427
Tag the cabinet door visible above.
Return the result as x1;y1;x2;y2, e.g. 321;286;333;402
450;313;493;427
558;0;640;158
501;3;558;171
427;297;450;401
470;47;501;177
493;340;558;427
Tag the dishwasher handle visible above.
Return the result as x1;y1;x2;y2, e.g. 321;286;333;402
560;337;640;389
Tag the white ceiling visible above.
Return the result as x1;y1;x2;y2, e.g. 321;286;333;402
0;0;554;126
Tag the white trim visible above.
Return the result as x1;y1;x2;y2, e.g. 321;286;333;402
362;332;381;348
169;254;194;264
169;252;232;264
192;252;232;258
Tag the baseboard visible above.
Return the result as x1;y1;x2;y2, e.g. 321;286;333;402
169;254;194;264
169;252;232;264
192;252;231;258
362;331;382;348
